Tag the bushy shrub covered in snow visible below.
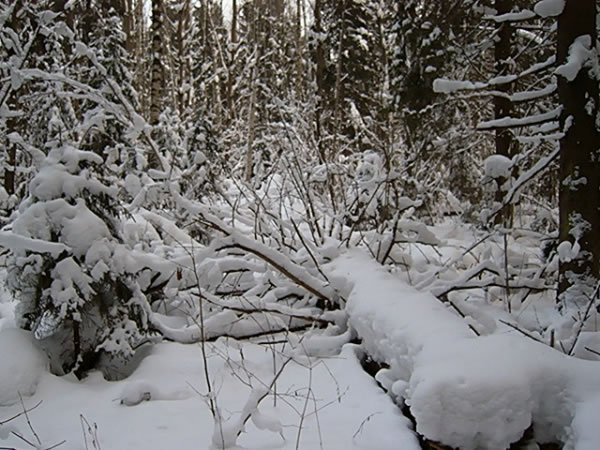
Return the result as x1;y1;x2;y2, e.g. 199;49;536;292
6;145;151;378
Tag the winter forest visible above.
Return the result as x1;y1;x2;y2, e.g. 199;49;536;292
0;0;599;448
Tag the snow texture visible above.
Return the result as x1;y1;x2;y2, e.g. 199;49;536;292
0;339;419;449
0;328;47;406
534;0;565;17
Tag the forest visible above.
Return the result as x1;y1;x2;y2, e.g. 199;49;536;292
0;0;599;449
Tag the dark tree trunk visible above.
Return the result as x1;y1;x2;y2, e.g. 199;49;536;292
557;0;600;306
150;0;164;126
225;0;237;124
4;135;16;196
493;0;516;226
313;0;326;163
4;0;25;197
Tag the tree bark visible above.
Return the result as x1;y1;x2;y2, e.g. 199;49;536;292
244;60;258;182
176;0;191;115
123;0;135;55
225;0;237;124
150;0;164;126
493;0;516;226
557;0;600;306
295;0;303;101
3;0;23;197
313;0;326;163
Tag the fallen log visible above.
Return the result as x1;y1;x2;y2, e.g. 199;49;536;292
329;249;600;450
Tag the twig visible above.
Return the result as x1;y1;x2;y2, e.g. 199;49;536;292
499;319;546;344
584;346;600;357
205;324;315;342
290;218;329;281
80;414;101;450
447;299;480;336
19;393;41;447
189;291;331;326
10;430;37;448
352;412;382;440
0;400;42;425
568;282;600;356
309;381;325;450
295;365;313;450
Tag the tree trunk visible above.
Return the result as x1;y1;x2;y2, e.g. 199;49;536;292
557;0;600;307
313;0;326;163
332;1;347;159
176;0;191;115
150;0;164;126
4;125;16;195
225;0;237;124
244;58;258;183
138;0;148;117
123;0;134;55
4;0;25;197
295;0;303;101
493;0;516;227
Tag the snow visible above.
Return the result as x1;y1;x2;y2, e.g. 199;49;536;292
509;83;556;102
557;240;580;262
329;250;600;450
434;56;556;95
0;231;68;256
4;3;600;448
534;0;565;17
484;154;513;179
485;9;535;22
555;35;593;82
0;338;418;449
62;200;111;257
0;328;47;406
477;106;562;130
570;393;600;449
3;223;600;448
433;78;479;94
28;147;113;201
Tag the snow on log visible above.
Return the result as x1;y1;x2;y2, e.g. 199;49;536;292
329;250;600;449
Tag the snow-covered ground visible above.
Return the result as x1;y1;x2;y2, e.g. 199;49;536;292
0;294;418;450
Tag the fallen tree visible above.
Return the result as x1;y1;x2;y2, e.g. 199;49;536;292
329;249;600;450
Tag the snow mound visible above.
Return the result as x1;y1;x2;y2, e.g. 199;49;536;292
484;154;512;179
0;328;47;406
330;250;600;449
